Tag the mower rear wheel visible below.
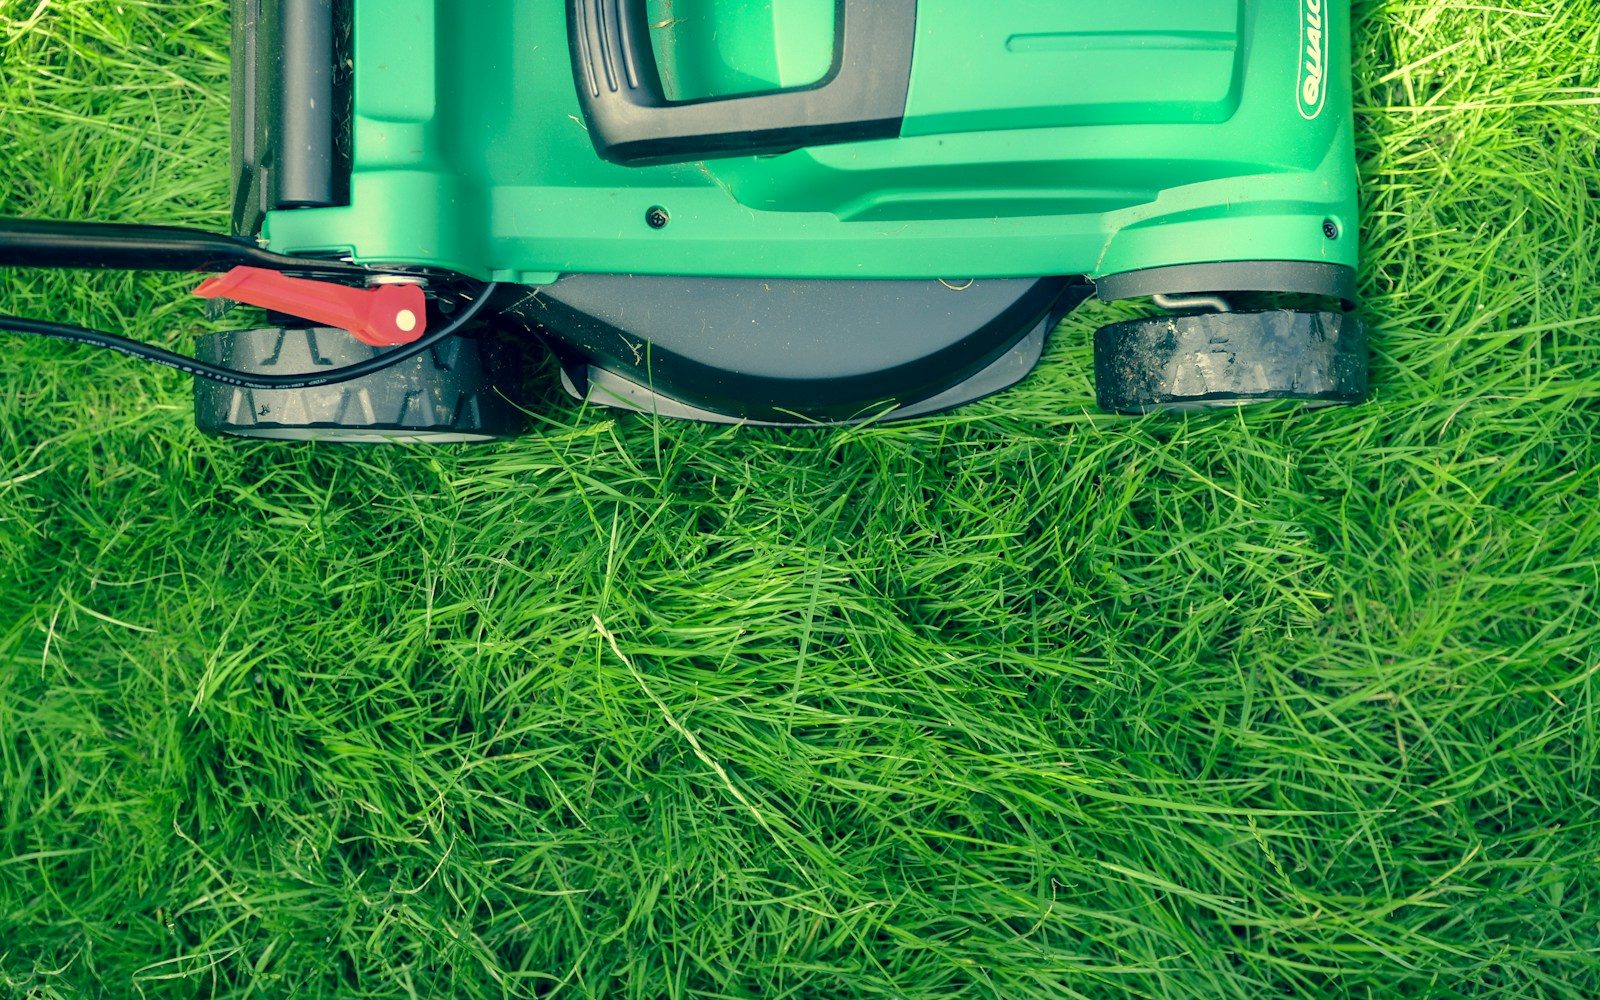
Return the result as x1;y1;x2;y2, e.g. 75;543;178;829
1093;309;1368;414
193;327;525;442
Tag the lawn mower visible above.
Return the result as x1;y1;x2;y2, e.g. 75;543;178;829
0;0;1367;441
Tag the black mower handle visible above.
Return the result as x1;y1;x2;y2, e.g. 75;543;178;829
567;0;917;166
0;218;370;277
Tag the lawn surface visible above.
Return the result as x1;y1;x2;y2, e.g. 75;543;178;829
3;2;1599;997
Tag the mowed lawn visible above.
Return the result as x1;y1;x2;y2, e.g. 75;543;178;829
2;3;1599;997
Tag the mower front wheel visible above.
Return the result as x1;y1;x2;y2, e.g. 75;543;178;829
1093;310;1368;414
193;327;526;442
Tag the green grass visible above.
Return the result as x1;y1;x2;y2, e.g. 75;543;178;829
2;2;1599;996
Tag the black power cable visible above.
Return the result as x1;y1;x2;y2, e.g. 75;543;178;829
0;283;501;390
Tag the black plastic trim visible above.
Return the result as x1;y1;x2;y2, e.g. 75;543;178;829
230;0;263;235
567;0;917;165
1095;261;1356;306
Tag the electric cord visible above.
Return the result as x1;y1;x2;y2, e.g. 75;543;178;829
0;283;501;390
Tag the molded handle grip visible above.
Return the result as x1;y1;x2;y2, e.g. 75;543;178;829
567;0;917;166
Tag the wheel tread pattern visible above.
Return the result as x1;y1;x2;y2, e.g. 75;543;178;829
1093;309;1369;414
193;327;525;441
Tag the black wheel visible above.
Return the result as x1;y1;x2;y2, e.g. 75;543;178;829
193;327;526;442
1093;309;1368;414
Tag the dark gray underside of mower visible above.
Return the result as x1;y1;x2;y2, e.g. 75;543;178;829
526;274;1088;426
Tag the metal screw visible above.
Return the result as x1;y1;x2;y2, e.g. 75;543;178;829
1322;219;1340;240
646;206;671;230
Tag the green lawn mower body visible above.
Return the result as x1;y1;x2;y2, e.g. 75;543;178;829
252;0;1358;286
3;0;1367;436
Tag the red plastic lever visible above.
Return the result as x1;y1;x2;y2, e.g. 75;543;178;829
194;267;429;347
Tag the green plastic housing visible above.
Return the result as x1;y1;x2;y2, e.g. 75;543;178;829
262;0;1358;286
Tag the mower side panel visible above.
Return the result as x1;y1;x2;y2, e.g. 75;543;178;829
259;0;1358;284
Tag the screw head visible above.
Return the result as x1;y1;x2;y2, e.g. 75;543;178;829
646;206;670;230
1322;219;1340;240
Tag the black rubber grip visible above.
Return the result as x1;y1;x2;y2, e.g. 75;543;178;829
567;0;917;166
273;0;342;208
230;0;352;235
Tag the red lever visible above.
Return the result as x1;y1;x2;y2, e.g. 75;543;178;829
194;267;429;347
